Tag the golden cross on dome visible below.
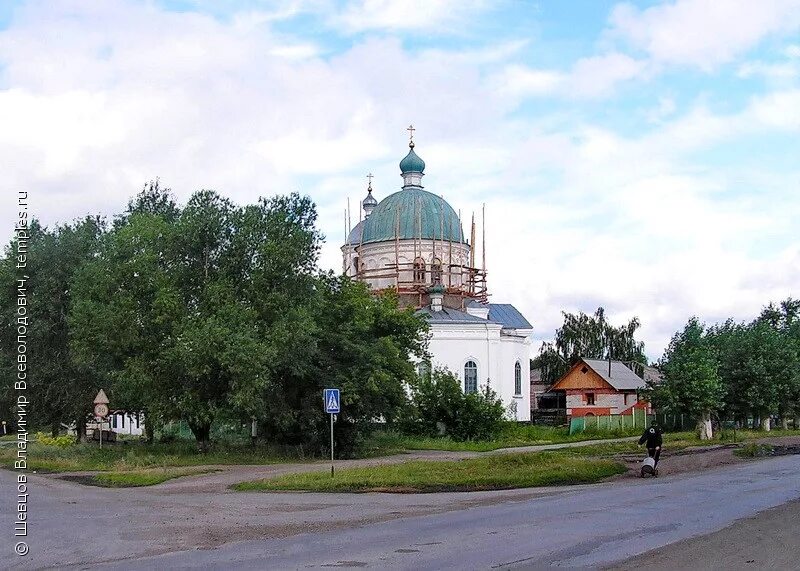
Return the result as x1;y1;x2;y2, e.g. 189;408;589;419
407;124;415;142
366;173;373;189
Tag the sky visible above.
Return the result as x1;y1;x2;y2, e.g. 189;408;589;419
1;0;798;361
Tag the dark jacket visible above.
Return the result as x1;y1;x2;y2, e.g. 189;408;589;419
639;426;663;448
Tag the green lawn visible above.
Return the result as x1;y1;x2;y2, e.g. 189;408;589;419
91;467;219;487
371;425;800;454
0;440;304;472
233;452;626;493
5;426;795;474
368;424;645;453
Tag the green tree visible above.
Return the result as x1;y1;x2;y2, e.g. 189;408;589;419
708;300;800;431
258;276;427;456
401;367;506;441
72;190;273;450
0;217;105;439
70;212;181;441
647;318;725;439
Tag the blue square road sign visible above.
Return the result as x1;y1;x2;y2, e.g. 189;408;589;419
324;388;340;414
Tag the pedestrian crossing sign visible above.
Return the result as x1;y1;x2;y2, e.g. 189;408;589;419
324;388;340;414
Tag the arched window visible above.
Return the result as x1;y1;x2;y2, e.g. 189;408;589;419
514;361;522;395
464;361;478;394
413;257;426;283
431;257;442;285
416;361;431;380
352;256;359;275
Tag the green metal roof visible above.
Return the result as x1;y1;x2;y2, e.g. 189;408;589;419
361;188;465;244
399;146;425;173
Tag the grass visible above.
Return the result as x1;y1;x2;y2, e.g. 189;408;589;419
233;452;625;493
0;440;308;473
5;426;795;475
720;428;799;441
368;424;644;453
91;467;219;487
734;443;775;458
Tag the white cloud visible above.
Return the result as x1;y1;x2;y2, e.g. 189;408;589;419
333;0;489;34
737;60;798;79
608;0;800;70
492;52;645;100
645;96;677;123
0;0;797;362
567;52;645;97
493;65;564;97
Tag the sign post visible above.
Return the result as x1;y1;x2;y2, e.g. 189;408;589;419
93;389;110;449
324;388;340;477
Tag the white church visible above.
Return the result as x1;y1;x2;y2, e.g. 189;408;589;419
342;131;533;421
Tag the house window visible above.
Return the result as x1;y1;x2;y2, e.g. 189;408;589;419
581;366;588;374
624;393;629;406
514;362;522;395
111;415;117;429
431;258;442;285
586;393;595;406
464;361;478;394
413;257;426;283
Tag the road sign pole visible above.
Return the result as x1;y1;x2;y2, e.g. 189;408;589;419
324;388;340;478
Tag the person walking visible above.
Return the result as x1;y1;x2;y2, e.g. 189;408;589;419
639;422;663;467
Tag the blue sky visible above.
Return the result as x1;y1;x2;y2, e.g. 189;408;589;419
1;0;798;359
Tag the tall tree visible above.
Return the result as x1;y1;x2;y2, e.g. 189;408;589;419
708;300;800;431
646;318;725;439
70;212;180;441
0;217;105;438
72;188;326;450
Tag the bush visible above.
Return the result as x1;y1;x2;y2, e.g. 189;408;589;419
735;442;774;457
35;432;75;447
399;368;505;441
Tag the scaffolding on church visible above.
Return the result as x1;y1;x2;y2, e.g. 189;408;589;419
351;199;490;309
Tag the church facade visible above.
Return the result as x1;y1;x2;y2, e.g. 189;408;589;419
341;134;533;421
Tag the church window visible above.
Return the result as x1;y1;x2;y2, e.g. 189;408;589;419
431;258;442;285
353;256;359;274
514;362;522;395
464;361;478;394
417;361;431;380
413;257;426;283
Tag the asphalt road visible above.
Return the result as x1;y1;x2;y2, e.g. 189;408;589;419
3;454;800;570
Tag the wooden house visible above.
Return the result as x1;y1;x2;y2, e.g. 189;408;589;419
550;358;648;418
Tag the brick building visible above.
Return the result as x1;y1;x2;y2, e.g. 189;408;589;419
550;358;648;418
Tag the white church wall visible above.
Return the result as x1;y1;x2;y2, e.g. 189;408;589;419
427;323;531;422
497;334;532;421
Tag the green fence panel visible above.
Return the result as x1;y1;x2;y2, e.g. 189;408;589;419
569;411;655;435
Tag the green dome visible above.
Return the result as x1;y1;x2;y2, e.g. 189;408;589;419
361;188;464;244
399;144;425;174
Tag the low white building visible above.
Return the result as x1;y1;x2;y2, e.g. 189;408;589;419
108;411;145;436
342;134;532;420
